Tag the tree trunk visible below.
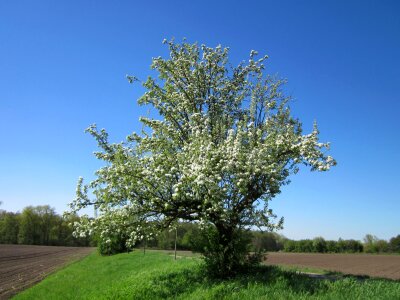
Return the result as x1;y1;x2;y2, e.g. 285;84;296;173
174;227;177;260
214;223;237;276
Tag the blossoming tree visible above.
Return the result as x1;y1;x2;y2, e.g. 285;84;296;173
68;39;336;276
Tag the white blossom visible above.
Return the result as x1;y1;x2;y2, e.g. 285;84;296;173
67;39;336;249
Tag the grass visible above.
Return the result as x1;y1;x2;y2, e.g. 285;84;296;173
14;251;400;300
275;264;329;275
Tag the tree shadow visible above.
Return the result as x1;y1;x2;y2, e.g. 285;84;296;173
149;264;332;298
238;265;331;294
150;268;205;298
149;264;399;299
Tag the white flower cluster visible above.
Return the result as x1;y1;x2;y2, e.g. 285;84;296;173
68;39;336;243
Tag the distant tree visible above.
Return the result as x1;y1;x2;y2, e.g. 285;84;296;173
175;223;198;250
69;39;336;277
181;224;208;252
300;240;314;252
325;240;338;253
252;232;282;252
283;240;295;252
375;239;389;253
0;211;19;244
36;205;57;245
346;239;363;253
149;223;183;250
312;237;327;253
389;235;400;253
363;234;389;253
180;226;198;250
0;205;93;247
283;238;363;253
363;234;378;251
17;205;58;245
53;213;92;246
336;238;363;253
18;206;41;244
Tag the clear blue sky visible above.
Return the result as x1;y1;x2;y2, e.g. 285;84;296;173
1;0;399;241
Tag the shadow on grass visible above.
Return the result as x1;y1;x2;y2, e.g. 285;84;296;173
149;262;400;299
327;271;400;283
150;264;332;298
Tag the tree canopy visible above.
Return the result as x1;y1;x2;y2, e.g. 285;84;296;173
68;39;336;276
0;205;91;246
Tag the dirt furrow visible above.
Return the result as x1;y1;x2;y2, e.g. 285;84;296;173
0;245;94;300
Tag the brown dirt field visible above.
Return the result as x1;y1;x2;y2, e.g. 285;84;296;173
0;244;94;300
264;252;400;280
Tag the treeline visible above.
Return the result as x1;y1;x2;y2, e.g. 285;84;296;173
133;223;400;255
100;223;287;255
129;223;399;255
283;235;400;254
2;205;399;255
284;238;364;253
143;224;285;252
0;205;92;246
363;234;400;253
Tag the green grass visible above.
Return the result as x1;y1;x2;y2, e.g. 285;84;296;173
14;251;400;300
275;264;329;275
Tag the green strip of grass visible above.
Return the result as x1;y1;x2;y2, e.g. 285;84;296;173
275;264;330;275
14;251;400;300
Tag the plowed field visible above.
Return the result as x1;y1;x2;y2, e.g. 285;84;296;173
0;244;94;299
265;252;400;280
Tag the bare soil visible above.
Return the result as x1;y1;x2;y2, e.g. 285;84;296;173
264;252;400;280
0;244;94;299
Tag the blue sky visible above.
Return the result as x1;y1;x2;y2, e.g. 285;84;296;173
0;0;399;241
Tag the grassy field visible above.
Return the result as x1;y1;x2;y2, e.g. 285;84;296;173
14;251;400;300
